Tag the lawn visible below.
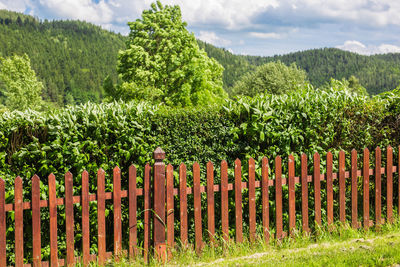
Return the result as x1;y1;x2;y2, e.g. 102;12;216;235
105;220;400;266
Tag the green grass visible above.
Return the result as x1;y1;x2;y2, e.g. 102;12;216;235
86;219;400;266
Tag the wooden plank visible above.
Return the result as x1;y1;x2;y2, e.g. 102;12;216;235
375;147;382;226
166;164;174;256
363;148;370;229
235;159;243;243
32;175;41;267
143;164;151;262
153;148;166;261
288;155;296;235
193;162;203;253
65;172;74;266
387;146;393;223
179;163;188;246
113;167;122;258
398;145;400;217
81;171;90;266
14;176;23;267
326;152;333;226
351;150;358;229
275;156;283;239
129;165;137;258
261;157;269;242
206;161;215;245
0;178;5;267
48;174;58;267
301;154;309;233
97;169;106;266
249;158;256;243
313;153;321;226
339;150;346;223
221;160;229;242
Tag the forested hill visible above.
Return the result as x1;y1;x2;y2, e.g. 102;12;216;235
1;10;400;106
198;41;400;95
0;10;126;106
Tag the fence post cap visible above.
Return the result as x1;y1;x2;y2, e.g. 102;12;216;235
154;147;166;160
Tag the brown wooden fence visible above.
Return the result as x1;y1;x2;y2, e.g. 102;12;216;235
0;146;400;266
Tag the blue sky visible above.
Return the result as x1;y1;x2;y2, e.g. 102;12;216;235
1;0;400;56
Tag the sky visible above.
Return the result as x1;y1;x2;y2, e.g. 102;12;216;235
1;0;400;56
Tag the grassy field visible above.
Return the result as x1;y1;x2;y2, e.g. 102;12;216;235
89;220;400;266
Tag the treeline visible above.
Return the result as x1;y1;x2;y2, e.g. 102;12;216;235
0;10;126;106
198;41;400;95
2;9;400;106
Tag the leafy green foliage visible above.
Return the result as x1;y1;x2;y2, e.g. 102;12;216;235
116;1;226;106
198;42;400;95
0;10;125;106
321;77;368;96
0;54;43;110
0;83;398;263
230;61;307;96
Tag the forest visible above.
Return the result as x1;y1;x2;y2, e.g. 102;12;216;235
1;9;400;107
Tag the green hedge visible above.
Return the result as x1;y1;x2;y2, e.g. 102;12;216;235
1;85;399;263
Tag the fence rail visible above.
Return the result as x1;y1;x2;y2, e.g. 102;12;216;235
0;146;399;266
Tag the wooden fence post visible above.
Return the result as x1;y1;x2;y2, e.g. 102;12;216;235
153;147;166;261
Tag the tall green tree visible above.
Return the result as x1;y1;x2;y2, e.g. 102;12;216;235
231;61;307;97
116;1;226;107
0;54;43;111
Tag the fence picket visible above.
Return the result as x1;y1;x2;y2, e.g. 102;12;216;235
398;146;400;217
375;147;382;226
129;165;137;258
49;174;58;267
65;172;75;266
249;158;256;242
32;175;41;267
235;159;243;243
387;146;393;223
14;177;23;267
301;154;309;233
143;164;151;262
326;152;333;226
339;150;346;223
113;167;122;258
314;153;321;226
0;178;5;267
351;150;358;229
363;148;370;229
81;171;90;266
288;155;296;235
275;156;283;239
179;163;188;246
206;162;215;244
221;160;229;242
97;169;106;265
262;157;269;242
193;162;203;252
166;164;174;255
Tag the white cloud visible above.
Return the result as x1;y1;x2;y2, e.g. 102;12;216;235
336;40;400;55
38;0;113;24
249;32;283;39
0;0;31;12
133;0;279;30
197;31;231;47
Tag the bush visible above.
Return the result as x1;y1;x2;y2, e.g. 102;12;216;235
0;84;398;263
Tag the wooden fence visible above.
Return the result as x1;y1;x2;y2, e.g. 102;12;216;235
0;146;400;266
